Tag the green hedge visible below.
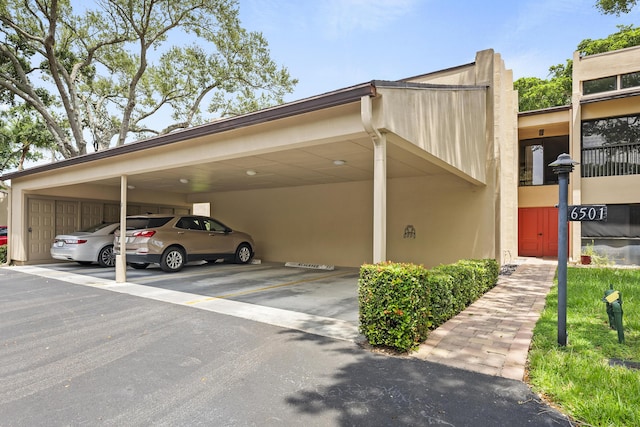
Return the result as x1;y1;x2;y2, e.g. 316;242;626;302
358;258;499;352
0;245;6;264
358;262;430;352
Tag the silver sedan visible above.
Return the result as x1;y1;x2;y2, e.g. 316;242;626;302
51;222;119;267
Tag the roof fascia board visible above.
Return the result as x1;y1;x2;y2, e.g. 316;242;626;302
518;105;572;117
373;80;487;91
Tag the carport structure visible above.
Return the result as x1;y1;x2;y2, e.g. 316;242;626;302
2;49;518;280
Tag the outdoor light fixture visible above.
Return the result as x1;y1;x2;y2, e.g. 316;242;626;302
179;178;189;184
549;153;579;347
246;170;257;176
333;160;346;166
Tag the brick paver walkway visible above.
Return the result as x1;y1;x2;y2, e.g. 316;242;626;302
413;258;557;381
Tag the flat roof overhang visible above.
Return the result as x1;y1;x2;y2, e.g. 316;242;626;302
4;81;483;196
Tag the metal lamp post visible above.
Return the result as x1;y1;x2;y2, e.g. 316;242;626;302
549;153;578;346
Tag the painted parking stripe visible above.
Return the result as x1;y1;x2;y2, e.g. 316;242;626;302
184;271;352;303
7;265;360;343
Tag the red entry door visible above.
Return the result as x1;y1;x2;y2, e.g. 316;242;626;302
518;207;559;257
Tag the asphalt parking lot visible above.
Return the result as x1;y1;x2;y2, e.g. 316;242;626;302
11;261;362;342
0;262;572;426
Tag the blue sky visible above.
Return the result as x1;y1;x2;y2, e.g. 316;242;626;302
237;0;640;102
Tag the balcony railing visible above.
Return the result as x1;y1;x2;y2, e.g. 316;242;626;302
581;142;640;177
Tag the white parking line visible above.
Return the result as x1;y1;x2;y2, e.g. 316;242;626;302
8;265;361;343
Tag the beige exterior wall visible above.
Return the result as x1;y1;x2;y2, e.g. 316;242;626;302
387;175;497;267
190;173;498;269
518;186;558;208
406;50;519;264
199;49;519;268
376;87;487;184
582;176;640;204
5;49;519;269
581;97;640;120
406;63;477;86
196;181;373;267
573;45;640;86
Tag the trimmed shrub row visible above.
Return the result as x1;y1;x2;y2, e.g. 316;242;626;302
358;259;499;352
0;245;5;264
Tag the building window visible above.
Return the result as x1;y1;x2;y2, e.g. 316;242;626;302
583;76;617;95
519;136;569;186
581;114;640;177
621;71;640;89
582;204;640;265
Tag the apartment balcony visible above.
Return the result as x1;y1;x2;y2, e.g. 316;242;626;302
581;142;640;177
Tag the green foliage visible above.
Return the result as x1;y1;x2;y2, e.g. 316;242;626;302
358;259;499;353
578;25;640;55
514;61;573;112
359;262;430;352
425;270;456;327
434;259;499;309
596;0;638;15
0;0;297;158
515;25;640;112
528;267;640;426
0;104;57;173
0;245;6;264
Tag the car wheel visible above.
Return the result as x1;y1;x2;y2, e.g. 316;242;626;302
97;245;115;268
160;246;185;272
234;243;252;264
129;262;149;270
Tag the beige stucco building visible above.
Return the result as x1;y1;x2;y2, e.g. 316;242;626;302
518;45;640;264
5;45;640;272
2;49;519;277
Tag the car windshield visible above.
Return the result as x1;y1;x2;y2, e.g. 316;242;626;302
126;217;173;230
80;222;116;233
0;228;6;236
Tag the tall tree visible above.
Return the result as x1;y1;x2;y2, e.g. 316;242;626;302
515;25;640;112
596;0;638;15
0;0;297;159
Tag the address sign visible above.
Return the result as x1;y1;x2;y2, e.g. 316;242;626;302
567;205;607;222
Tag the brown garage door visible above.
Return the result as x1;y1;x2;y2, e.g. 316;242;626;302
28;199;56;262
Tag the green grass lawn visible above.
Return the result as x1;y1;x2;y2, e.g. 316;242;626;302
528;267;640;426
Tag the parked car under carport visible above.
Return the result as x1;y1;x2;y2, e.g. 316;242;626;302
50;222;119;267
115;214;255;272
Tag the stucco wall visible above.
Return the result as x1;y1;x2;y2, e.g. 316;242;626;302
582;176;640;204
200;180;373;266
573;45;640;83
376;87;487;184
202;173;497;269
518;186;558;207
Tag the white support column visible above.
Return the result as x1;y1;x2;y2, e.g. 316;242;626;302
115;175;127;283
372;133;387;264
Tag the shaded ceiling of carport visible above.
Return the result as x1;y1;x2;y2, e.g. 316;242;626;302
86;137;455;195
